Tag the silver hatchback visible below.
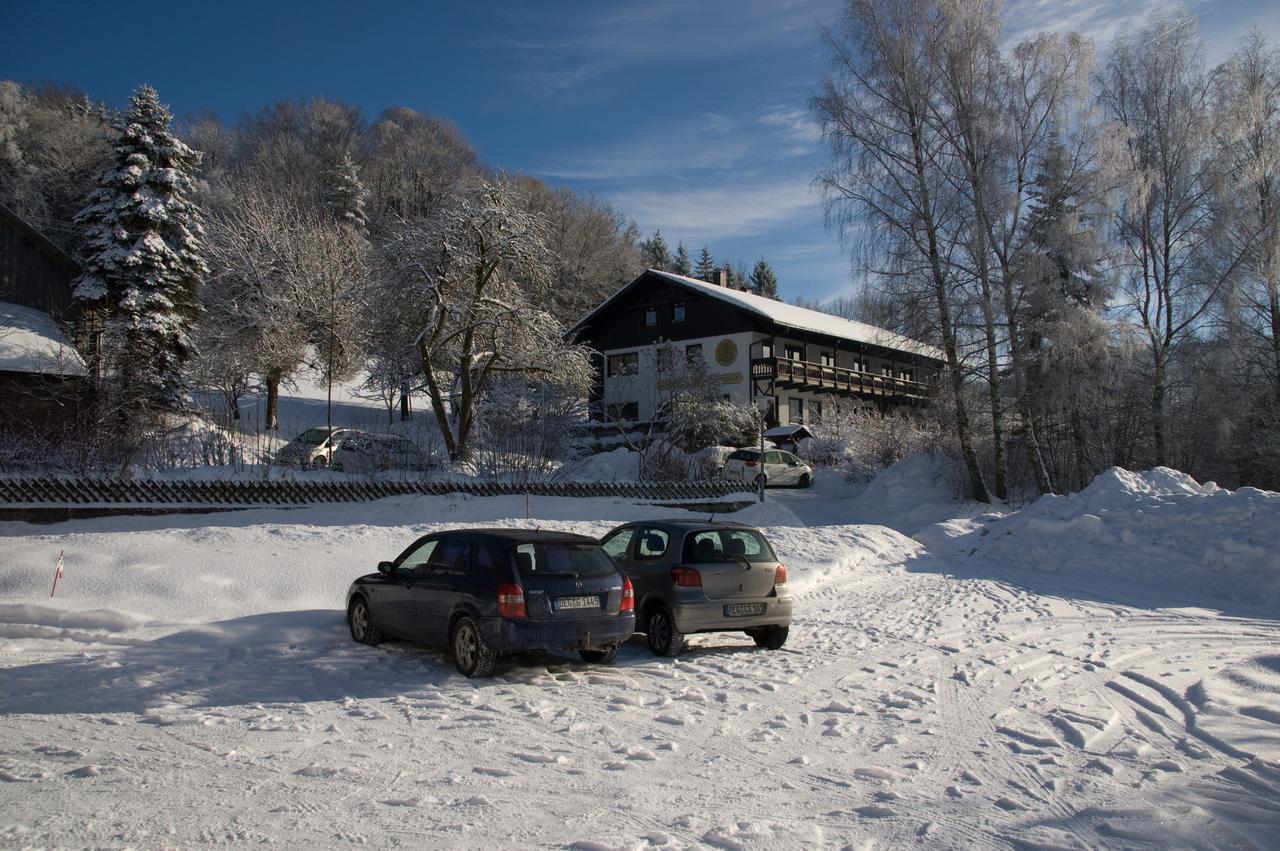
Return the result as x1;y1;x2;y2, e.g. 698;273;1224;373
600;520;793;656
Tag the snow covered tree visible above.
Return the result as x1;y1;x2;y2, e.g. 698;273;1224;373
672;242;692;276
750;257;778;298
378;178;592;460
326;151;368;234
695;245;716;281
73;84;208;415
641;229;671;270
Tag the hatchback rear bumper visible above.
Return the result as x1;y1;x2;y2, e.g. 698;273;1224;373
484;612;637;653
673;596;793;634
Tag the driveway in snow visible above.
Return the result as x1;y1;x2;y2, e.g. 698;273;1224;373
1;476;1277;848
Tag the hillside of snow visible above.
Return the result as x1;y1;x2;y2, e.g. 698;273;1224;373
0;463;1276;848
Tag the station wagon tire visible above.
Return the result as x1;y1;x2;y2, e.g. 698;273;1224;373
798;473;811;489
311;456;328;470
451;615;496;678
579;645;618;665
348;596;381;646
754;473;768;490
645;605;686;657
749;626;789;650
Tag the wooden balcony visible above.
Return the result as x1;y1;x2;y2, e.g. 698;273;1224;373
750;357;932;401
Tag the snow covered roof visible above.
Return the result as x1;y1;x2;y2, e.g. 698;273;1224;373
764;424;814;442
0;302;88;377
574;269;945;362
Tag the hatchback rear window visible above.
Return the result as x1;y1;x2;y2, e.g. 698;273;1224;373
512;542;616;579
683;529;777;564
728;449;759;461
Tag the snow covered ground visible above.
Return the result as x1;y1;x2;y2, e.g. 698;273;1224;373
1;464;1277;848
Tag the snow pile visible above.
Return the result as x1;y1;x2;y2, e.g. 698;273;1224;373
0;302;87;376
944;467;1280;608
558;447;639;481
846;453;987;535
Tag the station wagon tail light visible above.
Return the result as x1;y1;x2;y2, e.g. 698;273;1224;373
497;582;526;619
621;577;634;612
671;566;703;587
744;459;758;467
775;564;788;586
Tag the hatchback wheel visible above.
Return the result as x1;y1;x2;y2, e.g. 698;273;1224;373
749;626;789;650
579;645;618;665
646;606;686;657
311;455;328;470
451;615;496;678
348;597;381;646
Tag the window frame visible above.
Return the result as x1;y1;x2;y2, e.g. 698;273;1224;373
644;306;657;327
673;302;686;322
607;351;639;377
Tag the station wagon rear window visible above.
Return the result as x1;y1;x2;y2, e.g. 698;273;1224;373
727;449;760;461
683;529;777;564
513;542;615;579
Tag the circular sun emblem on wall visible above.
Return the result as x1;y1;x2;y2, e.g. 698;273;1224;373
714;339;737;367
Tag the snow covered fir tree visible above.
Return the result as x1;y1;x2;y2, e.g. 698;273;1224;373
72;84;207;419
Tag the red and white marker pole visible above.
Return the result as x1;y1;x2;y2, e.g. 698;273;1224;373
50;549;64;598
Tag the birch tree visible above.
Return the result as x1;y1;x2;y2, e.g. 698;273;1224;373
814;0;992;502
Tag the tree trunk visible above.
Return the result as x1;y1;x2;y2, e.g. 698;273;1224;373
400;383;411;420
1070;405;1089;492
1269;269;1280;403
977;278;1007;500
418;338;458;461
265;370;281;431
1151;351;1167;467
229;392;241;421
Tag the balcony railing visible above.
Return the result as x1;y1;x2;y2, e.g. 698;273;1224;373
750;357;931;400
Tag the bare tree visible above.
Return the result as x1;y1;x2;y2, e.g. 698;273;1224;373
1099;13;1247;466
814;0;991;502
377;178;592;460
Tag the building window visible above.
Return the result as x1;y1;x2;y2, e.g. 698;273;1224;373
819;352;834;366
657;347;673;372
645;307;657;327
760;342;774;358
685;343;703;362
785;344;804;361
788;397;804;423
607;352;639;377
899;368;915;382
852;359;864;372
723;394;731;402
810;399;823;422
606;402;639;421
882;365;893;377
673;302;686;322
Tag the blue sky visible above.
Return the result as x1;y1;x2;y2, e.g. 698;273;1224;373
3;0;1278;304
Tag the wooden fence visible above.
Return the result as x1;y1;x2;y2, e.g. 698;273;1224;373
0;476;747;508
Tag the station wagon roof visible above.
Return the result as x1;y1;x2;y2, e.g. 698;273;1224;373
455;528;600;544
616;519;765;532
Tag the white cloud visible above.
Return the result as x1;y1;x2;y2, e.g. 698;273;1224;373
757;106;823;155
606;178;821;240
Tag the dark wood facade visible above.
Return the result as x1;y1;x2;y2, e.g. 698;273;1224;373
0;201;80;320
571;270;944;423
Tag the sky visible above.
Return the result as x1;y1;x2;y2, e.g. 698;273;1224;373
3;0;1279;305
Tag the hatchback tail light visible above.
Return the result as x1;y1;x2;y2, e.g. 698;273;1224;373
775;564;788;586
671;566;703;587
497;582;526;619
621;577;635;612
744;459;759;467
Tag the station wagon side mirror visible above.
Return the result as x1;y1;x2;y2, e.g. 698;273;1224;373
377;560;394;574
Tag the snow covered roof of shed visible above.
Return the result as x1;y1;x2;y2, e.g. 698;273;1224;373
0;302;88;377
573;269;945;362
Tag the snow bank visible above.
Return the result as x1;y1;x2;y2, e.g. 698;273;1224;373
0;301;87;376
846;453;988;535
938;467;1280;609
558;447;639;482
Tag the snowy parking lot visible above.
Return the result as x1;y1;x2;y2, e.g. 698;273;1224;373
1;465;1278;848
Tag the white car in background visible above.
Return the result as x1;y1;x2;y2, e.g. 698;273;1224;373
276;427;360;469
722;447;814;488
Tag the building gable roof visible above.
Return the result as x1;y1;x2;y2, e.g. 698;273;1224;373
572;269;945;362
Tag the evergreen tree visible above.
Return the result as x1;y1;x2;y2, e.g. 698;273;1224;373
73;84;207;414
750;257;778;298
672;242;692;276
327;151;368;235
695;245;716;281
641;229;671;270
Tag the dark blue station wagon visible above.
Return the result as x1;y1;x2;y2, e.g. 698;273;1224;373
346;529;636;677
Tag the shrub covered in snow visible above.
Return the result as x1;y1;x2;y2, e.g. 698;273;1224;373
807;401;950;480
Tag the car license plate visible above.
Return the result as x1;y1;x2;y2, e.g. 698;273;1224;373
557;595;598;611
724;603;766;617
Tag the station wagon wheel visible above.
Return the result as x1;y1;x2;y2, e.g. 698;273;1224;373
311;455;328;470
754;473;768;489
451;615;496;678
798;473;811;488
646;605;686;657
579;645;618;665
348;596;381;646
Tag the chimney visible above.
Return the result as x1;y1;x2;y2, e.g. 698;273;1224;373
713;268;729;287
